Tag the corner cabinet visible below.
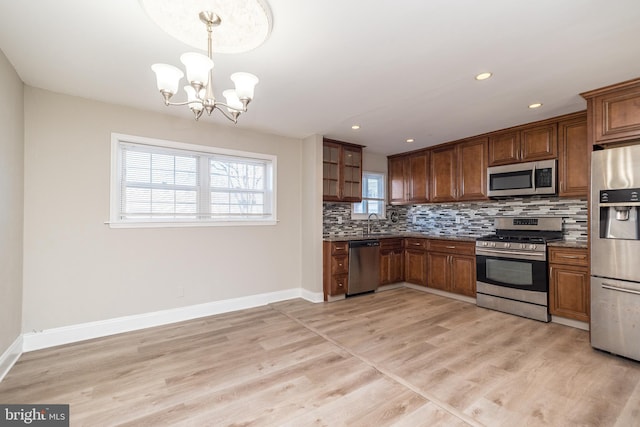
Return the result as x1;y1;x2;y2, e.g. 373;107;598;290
548;247;589;322
323;138;363;202
388;151;429;205
489;123;557;166
581;77;640;146
558;113;589;197
426;240;476;297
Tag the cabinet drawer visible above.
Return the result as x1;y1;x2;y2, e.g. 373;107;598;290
405;238;428;250
332;255;349;275
548;247;588;267
331;274;348;295
331;241;349;255
380;238;403;250
428;239;475;255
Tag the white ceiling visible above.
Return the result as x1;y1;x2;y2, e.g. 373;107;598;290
1;0;639;155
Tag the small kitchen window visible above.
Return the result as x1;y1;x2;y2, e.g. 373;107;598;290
351;172;386;220
109;133;276;228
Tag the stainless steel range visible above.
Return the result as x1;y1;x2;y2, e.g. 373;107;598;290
475;217;563;322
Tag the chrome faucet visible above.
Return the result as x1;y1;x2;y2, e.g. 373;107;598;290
367;213;379;235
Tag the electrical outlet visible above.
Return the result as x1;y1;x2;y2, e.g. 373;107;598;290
455;216;461;224
337;217;343;224
177;286;184;298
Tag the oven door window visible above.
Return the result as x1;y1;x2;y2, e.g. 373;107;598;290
477;255;548;292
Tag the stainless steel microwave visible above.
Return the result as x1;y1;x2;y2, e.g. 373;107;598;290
487;159;556;197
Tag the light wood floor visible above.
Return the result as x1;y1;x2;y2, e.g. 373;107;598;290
1;288;639;426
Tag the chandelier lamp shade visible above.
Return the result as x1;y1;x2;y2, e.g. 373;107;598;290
151;11;259;123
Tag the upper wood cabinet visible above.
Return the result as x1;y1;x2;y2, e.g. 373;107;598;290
388;151;429;205
489;123;557;166
322;138;363;203
581;78;640;146
430;137;488;202
558;113;589;197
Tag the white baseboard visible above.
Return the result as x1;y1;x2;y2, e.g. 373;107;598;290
22;287;323;352
0;335;23;383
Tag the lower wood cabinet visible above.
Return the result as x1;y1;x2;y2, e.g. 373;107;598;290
426;240;476;297
380;238;404;285
322;241;349;300
404;238;428;286
548;247;589;322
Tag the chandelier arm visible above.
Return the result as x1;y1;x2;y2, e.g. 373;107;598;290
164;100;201;107
214;101;247;113
213;105;240;124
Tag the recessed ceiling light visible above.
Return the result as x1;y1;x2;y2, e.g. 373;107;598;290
528;103;543;109
351;125;360;130
406;138;415;143
475;72;492;81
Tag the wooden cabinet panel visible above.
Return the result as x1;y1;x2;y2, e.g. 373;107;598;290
582;78;640;145
550;264;589;322
549;247;589;322
322;139;363;202
323;241;350;300
409;152;429;203
558;115;589;197
388;151;429;205
405;238;427;286
426;240;476;297
430;146;457;202
521;123;557;161
458;137;488;201
388;156;406;204
450;255;476;297
489;131;520;166
427;252;449;291
489;124;557;166
380;238;404;285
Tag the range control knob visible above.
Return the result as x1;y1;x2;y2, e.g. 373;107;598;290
490;242;497;247
530;244;537;250
520;243;526;249
504;243;511;248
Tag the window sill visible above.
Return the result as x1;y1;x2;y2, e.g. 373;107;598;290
106;220;278;229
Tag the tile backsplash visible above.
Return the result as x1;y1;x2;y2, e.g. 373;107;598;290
323;196;588;242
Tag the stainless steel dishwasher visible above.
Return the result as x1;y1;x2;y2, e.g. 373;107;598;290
348;239;380;295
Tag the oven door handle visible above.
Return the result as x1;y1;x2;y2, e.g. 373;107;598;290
476;248;546;258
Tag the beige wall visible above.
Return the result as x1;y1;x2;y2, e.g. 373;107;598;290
0;49;24;354
300;135;323;294
22;87;305;332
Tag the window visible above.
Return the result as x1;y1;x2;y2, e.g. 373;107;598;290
352;172;386;219
110;133;276;227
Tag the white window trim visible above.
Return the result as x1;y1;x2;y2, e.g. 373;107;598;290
351;171;387;220
109;133;277;228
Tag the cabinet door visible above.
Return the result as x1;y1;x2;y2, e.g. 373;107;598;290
390;251;405;283
550;264;589;322
388;156;407;204
451;255;476;297
427;252;449;291
458;137;488;201
592;82;640;144
558;116;589;197
341;146;362;202
521;123;557;161
430;146;457;202
322;142;341;201
489;131;520;166
405;250;427;286
409;152;429;203
380;250;393;285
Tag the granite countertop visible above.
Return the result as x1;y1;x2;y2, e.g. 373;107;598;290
323;232;478;243
547;240;588;249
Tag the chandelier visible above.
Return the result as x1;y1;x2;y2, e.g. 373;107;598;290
150;11;260;123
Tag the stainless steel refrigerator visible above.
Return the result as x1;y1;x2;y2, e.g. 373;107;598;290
591;144;640;361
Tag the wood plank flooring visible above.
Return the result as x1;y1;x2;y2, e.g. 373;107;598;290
1;288;639;426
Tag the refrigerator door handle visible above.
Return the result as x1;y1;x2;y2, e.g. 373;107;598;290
602;283;640;296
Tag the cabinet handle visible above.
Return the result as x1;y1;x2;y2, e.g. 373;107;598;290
560;255;584;259
446;245;456;249
338;282;344;287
